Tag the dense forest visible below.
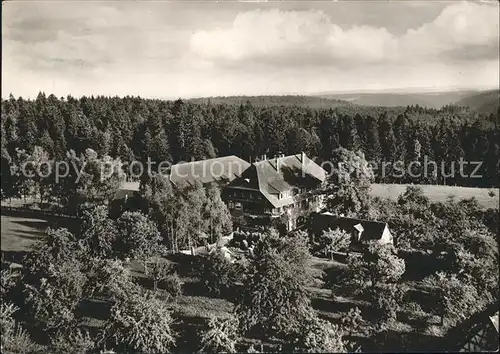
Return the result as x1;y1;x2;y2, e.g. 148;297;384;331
1;93;499;188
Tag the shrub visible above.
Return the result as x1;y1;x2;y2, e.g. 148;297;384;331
1;302;38;354
49;328;95;354
340;307;364;337
1;268;18;297
164;273;182;298
246;345;260;352
403;301;424;315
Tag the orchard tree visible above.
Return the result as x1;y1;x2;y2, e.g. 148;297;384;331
204;183;233;243
13;148;36;206
236;231;313;339
433;272;482;326
27;145;53;207
54;149;124;214
0;148;17;201
198;247;239;297
341;307;365;337
103;291;176;354
79;205;117;258
145;256;173;293
175;182;209;249
365;243;406;287
115;211;162;266
84;259;139;302
367;283;408;327
325;148;374;216
76;149;124;205
199;315;239;353
340;307;366;352
140;173;176;250
345;243;405;291
23;228;87;333
295;315;346;353
319;227;351;259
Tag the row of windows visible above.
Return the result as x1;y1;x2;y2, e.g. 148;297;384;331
229;199;313;215
279;188;306;200
228;190;263;200
228;188;312;201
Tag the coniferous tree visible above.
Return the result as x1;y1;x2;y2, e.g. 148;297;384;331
378;113;397;182
363;116;382;164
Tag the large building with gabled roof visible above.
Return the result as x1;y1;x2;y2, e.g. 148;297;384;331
111;153;326;231
169;155;250;188
222;152;327;231
110;156;250;216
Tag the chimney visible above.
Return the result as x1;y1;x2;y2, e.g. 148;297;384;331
277;156;280;171
301;151;305;163
262;154;267;161
354;223;364;241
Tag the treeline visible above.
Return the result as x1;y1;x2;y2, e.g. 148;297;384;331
1;93;498;188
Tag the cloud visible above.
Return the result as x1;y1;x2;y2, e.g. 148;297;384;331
189;1;499;67
401;1;499;60
190;9;398;66
2;1;498;98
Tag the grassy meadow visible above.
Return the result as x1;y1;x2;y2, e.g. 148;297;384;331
371;184;499;209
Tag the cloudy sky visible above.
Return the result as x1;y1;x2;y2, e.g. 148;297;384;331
2;0;499;98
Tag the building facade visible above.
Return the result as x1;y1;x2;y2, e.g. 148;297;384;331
309;212;394;251
222;152;327;231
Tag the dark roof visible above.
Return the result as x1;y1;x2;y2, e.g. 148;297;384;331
310;212;389;242
170;156;250;187
226;153;326;208
113;182;140;200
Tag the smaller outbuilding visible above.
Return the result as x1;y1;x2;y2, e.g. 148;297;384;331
309;212;393;251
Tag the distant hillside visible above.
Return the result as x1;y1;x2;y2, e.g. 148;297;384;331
454;90;499;114
316;90;477;109
188;91;498;114
188;95;351;109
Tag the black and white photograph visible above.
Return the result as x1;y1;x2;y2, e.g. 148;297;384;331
1;0;499;352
